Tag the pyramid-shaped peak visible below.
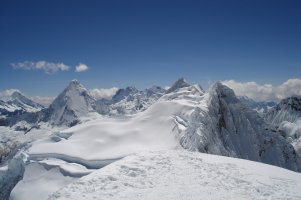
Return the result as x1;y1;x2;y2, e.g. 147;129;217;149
11;91;24;99
166;77;190;93
65;79;86;91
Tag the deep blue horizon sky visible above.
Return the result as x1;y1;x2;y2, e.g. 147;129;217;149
0;0;301;96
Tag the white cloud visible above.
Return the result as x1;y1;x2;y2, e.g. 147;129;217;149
221;79;301;102
0;89;21;101
89;87;119;100
75;63;89;73
11;61;70;74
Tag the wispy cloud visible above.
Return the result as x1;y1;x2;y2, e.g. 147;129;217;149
222;78;301;102
11;60;70;74
75;63;89;73
89;87;119;100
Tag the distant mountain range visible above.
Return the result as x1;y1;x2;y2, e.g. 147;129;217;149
1;78;301;200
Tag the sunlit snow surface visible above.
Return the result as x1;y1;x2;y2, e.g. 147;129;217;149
50;150;301;200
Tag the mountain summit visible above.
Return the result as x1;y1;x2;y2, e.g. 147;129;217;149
45;80;96;126
166;78;190;94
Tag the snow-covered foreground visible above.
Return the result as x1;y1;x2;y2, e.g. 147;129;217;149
28;99;194;166
50;150;301;200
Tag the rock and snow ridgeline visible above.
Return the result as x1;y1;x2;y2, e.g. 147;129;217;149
1;78;301;200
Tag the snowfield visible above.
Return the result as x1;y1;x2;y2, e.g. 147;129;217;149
1;79;301;200
50;150;301;200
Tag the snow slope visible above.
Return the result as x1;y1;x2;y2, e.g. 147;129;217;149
27;81;300;172
50;150;301;200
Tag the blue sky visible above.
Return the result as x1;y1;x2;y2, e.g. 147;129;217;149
0;0;301;96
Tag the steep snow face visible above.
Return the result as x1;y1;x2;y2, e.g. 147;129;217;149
45;80;96;126
181;83;300;172
49;150;301;200
238;96;276;114
265;96;301;126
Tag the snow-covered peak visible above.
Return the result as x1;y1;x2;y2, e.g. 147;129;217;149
112;86;139;102
9;91;43;110
166;77;190;94
46;80;96;126
265;95;301;126
65;79;85;92
210;82;239;103
277;95;301;112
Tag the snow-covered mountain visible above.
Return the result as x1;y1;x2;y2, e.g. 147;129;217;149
238;96;276;113
95;85;165;115
26;80;300;171
264;96;301;156
0;92;44;127
41;80;97;126
265;95;301;126
1;79;301;200
0;91;43;118
179;82;299;171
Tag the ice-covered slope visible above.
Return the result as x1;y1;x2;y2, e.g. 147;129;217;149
28;97;185;165
5;80;301;199
181;83;300;171
49;150;301;200
27;81;300;171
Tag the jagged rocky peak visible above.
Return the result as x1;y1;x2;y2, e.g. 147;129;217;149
277;95;301;111
46;79;96;126
112;86;140;102
210;82;239;103
66;79;85;91
166;77;190;93
264;95;301;126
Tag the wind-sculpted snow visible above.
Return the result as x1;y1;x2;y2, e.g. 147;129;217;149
3;79;301;199
0;152;26;200
28;82;300;171
49;150;301;200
